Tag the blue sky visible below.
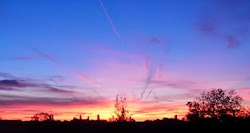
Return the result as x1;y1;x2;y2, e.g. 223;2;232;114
0;0;250;120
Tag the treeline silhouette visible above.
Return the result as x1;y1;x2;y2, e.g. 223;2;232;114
0;89;250;133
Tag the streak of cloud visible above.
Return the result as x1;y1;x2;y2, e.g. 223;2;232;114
98;0;121;39
79;74;101;89
141;57;153;99
226;35;240;48
0;80;27;88
195;16;218;36
0;72;14;79
79;74;90;82
194;0;250;49
0;87;18;91
0;79;77;96
145;88;153;101
146;64;163;101
33;48;57;62
150;37;162;45
11;56;34;60
45;75;65;83
45;86;75;94
0;94;105;106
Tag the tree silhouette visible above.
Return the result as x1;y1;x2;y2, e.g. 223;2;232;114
31;112;53;121
238;106;250;118
186;89;243;121
114;95;134;122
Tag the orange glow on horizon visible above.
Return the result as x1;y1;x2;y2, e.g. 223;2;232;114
0;101;188;121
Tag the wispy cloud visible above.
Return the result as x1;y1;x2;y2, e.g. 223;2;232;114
0;87;18;91
0;72;112;110
44;86;75;94
146;64;163;101
0;73;77;94
0;94;105;106
79;74;91;82
0;72;15;79
151;80;197;89
45;75;65;83
11;56;34;60
141;57;153;99
33;48;57;62
9;49;57;62
0;79;28;88
195;15;218;36
150;37;162;44
226;35;240;48
194;0;250;49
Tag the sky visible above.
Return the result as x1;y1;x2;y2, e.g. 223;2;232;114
0;0;250;121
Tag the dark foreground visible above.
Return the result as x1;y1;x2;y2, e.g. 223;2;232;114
0;118;249;133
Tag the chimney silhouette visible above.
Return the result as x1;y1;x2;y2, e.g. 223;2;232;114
80;115;82;121
49;114;54;121
174;115;177;120
97;114;100;121
87;116;89;121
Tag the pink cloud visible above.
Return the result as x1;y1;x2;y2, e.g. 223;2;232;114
79;74;90;82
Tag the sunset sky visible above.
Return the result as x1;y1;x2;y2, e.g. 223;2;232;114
0;0;250;121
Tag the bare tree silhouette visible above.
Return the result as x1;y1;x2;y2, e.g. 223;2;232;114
186;89;244;121
31;112;54;121
114;95;134;122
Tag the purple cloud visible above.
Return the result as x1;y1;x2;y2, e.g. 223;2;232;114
0;80;27;87
0;94;105;106
0;73;104;107
226;35;240;48
0;87;18;91
150;37;162;44
194;0;250;49
45;86;75;94
195;16;218;36
0;73;76;95
0;72;15;79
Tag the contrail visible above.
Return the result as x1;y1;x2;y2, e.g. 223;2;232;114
140;57;153;99
145;64;163;101
145;88;153;101
98;0;121;39
79;74;101;88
